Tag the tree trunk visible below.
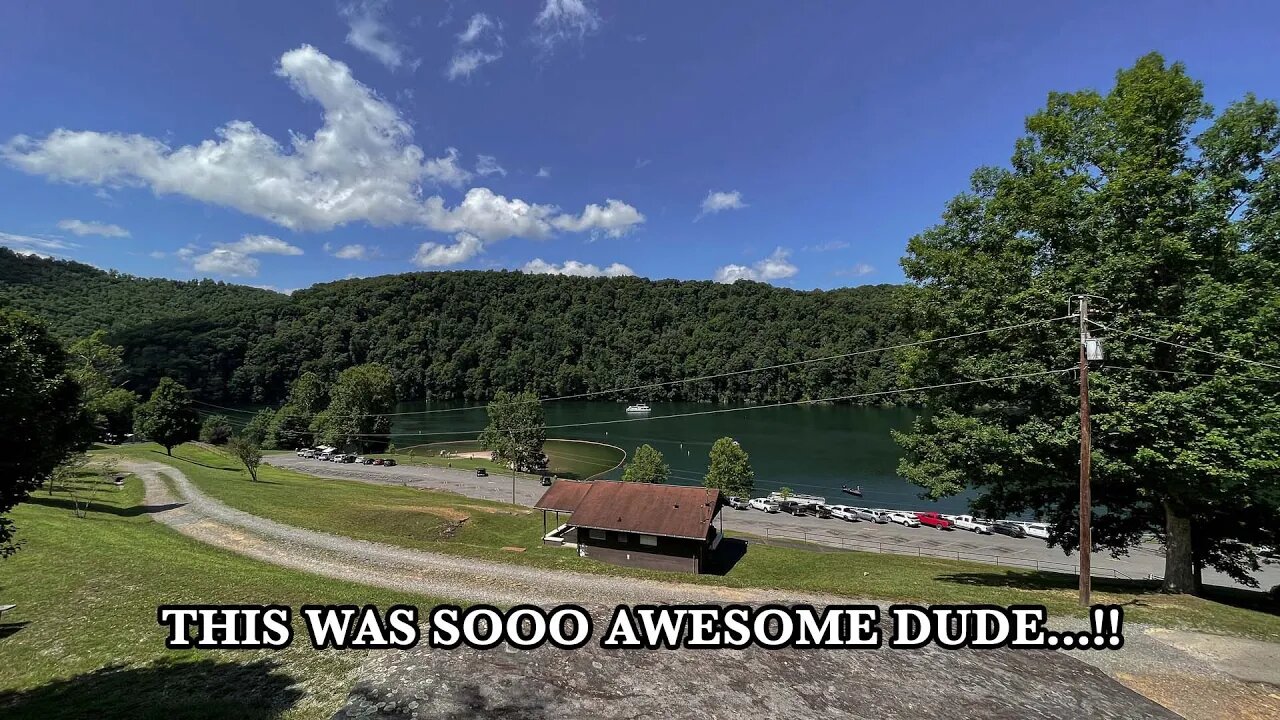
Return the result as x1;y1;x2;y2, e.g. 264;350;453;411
165;445;172;456
1162;502;1197;594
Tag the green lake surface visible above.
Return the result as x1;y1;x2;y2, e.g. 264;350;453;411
387;400;973;513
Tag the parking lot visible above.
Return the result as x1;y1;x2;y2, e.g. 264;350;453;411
265;453;1279;589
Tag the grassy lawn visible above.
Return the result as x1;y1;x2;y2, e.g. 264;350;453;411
0;467;440;720
396;438;625;480
112;443;1280;641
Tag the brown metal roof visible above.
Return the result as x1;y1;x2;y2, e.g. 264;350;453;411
533;479;594;512
555;481;722;541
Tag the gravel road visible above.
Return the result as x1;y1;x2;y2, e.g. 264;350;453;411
121;458;828;607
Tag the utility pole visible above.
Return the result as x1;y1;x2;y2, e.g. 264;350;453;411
510;429;517;505
1077;296;1092;607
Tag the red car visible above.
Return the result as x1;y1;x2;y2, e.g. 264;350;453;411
915;511;953;530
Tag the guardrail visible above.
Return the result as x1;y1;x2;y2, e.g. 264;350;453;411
756;527;1156;581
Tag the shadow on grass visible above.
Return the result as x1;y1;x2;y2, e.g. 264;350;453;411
703;538;749;576
151;450;282;485
936;570;1279;615
0;658;303;720
0;622;29;640
25;496;186;518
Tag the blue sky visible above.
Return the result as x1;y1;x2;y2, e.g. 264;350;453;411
3;1;1279;293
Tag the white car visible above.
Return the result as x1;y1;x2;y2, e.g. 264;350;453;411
828;505;859;521
885;511;921;528
944;514;992;534
749;497;780;513
1021;522;1050;540
726;496;751;510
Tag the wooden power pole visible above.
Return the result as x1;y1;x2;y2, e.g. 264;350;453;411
1077;296;1092;607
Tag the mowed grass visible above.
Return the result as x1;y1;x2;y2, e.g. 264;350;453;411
113;443;1280;641
0;469;440;720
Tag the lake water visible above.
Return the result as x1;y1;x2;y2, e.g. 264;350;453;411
386;400;973;513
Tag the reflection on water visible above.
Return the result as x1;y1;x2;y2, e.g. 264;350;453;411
389;400;974;513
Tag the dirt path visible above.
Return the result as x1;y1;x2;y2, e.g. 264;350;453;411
120;458;825;607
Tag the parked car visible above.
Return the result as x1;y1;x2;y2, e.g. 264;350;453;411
777;500;805;515
944;514;992;534
1021;522;1050;540
475;467;488;477
383;458;397;467
885;511;921;528
340;454;357;464
828;505;859;521
361;457;375;465
915;511;953;530
354;456;366;464
540;475;553;486
370;458;383;465
853;507;886;523
992;521;1027;538
749;497;780;513
295;448;309;457
800;503;833;519
726;496;751;510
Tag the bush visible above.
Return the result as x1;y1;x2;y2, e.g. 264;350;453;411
199;414;234;445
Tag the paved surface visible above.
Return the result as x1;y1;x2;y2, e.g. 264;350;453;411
266;455;1280;590
120;458;828;606
331;608;1179;720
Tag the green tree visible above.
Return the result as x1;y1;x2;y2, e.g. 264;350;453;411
479;390;546;473
0;309;91;556
704;437;755;498
227;436;263;482
894;53;1280;593
242;408;276;448
313;364;396;452
66;330;138;438
199;414;234;445
269;371;328;448
622;444;670;483
134;378;199;456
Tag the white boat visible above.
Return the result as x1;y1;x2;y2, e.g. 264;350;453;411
625;403;652;413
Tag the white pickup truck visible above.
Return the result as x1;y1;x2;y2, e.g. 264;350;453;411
944;514;992;534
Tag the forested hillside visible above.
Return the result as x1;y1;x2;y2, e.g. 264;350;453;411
0;248;909;405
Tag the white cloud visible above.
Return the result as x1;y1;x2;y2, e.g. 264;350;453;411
413;232;483;267
184;234;302;278
532;0;601;51
698;190;747;219
634;158;651;169
2;45;641;242
192;248;259;277
448;12;503;80
217;234;302;256
447;48;503;81
549;198;645;238
713;247;797;284
458;13;496;44
0;231;77;257
475;154;507;177
522;258;635;277
536;166;551;178
329;243;371;260
342;0;411;70
423;147;471;188
58;218;129;237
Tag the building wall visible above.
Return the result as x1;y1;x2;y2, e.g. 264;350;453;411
575;528;703;574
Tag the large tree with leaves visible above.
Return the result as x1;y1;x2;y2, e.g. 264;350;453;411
134;377;200;455
704;437;755;499
67;330;138;438
312;363;396;452
895;54;1280;593
622;444;670;483
1;310;91;556
479;390;546;473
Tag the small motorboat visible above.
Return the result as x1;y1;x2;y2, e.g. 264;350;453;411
625;403;652;413
841;485;863;497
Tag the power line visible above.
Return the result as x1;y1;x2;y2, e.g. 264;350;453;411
1098;365;1280;383
195;315;1076;420
333;367;1074;438
1089;320;1280;372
